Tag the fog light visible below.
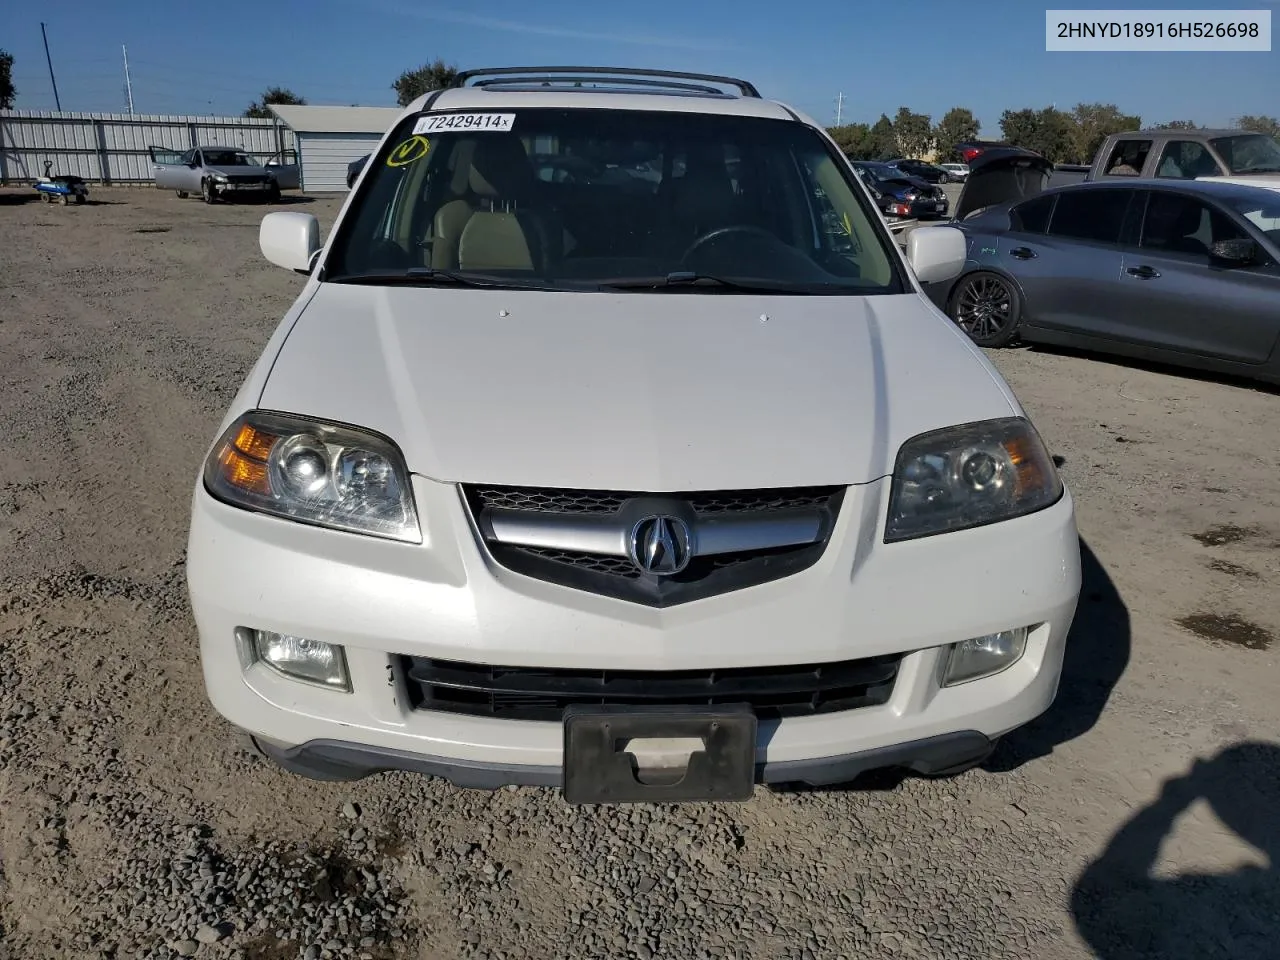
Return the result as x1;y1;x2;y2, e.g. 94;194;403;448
253;630;350;690
941;627;1029;686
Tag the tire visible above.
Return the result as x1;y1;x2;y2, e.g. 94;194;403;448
176;189;189;199
202;179;217;204
948;271;1022;348
58;193;69;205
75;194;86;205
267;181;281;204
940;174;951;184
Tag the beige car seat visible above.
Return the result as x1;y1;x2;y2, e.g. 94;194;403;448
457;136;553;272
431;140;477;269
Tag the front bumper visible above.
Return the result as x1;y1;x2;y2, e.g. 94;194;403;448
187;474;1080;780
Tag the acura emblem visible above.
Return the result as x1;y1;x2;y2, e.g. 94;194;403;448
629;515;692;576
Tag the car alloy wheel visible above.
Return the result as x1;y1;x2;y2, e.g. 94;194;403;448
951;272;1021;348
202;179;217;204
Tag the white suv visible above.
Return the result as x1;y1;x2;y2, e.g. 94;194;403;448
186;67;1080;804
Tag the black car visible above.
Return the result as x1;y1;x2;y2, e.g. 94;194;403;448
850;161;949;219
886;158;953;184
347;154;370;189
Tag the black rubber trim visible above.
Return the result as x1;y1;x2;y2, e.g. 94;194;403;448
254;731;994;789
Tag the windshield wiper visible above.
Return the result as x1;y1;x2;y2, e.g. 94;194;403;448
1234;165;1280;174
596;272;817;294
327;267;551;290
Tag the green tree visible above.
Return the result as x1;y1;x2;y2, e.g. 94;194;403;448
933;107;980;162
892;106;933;158
869;114;896;160
0;49;15;110
1153;119;1201;130
827;122;875;159
1235;115;1280;137
1071;102;1141;164
999;106;1077;164
244;87;306;119
393;59;459;107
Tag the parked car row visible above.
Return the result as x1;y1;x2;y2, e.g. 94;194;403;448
850;161;950;221
926;146;1280;384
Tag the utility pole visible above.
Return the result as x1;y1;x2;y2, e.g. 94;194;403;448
41;22;62;111
123;45;135;114
835;92;845;126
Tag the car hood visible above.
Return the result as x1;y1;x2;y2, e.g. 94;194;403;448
952;147;1055;220
880;175;934;194
258;285;1017;489
208;163;268;176
1198;173;1280;193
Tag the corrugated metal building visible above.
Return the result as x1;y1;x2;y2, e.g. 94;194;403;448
268;105;402;192
0;110;294;183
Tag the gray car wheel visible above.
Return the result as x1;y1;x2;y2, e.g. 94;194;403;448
202;179;217;204
175;189;189;199
949;272;1022;348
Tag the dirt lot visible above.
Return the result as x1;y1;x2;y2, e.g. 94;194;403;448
1;186;1277;960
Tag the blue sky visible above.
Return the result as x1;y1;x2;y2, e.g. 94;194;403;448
2;0;1276;133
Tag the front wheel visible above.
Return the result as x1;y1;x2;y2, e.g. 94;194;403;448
267;181;281;204
940;174;951;184
202;179;217;204
948;271;1022;348
176;189;189;199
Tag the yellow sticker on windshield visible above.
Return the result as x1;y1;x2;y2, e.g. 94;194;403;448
386;135;431;168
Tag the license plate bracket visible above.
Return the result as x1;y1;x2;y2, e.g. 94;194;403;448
562;704;756;804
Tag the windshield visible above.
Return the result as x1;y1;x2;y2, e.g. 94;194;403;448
325;108;901;294
204;150;251;166
1224;194;1280;246
1208;134;1280;174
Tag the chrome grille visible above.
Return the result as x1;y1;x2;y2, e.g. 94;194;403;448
461;483;846;607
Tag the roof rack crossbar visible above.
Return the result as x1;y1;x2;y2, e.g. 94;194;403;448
453;66;761;98
471;75;729;96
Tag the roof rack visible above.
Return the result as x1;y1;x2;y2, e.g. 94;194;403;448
452;66;761;99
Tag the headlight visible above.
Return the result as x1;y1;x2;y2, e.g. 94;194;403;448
203;411;420;542
211;172;228;182
885;417;1061;542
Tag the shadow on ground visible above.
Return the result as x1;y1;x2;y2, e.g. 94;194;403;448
1020;342;1280;397
1072;741;1280;959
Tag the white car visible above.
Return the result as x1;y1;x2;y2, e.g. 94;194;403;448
186;66;1081;804
940;163;970;182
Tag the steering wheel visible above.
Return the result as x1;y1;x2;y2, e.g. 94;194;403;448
681;225;780;262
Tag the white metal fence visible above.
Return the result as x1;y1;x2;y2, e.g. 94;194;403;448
0;110;298;184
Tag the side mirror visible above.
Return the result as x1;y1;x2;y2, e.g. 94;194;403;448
906;225;967;284
1209;237;1258;265
260;211;321;274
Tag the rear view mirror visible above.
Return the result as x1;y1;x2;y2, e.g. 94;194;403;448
906;225;967;284
1210;238;1258;264
260;211;321;274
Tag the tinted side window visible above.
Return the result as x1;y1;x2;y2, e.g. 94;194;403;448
1010;195;1055;233
1048;190;1129;243
1102;139;1151;176
1155;141;1221;179
1140;192;1247;256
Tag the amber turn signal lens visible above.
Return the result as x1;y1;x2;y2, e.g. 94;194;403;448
232;423;278;461
218;446;271;495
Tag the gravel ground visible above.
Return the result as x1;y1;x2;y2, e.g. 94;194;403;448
1;186;1277;960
